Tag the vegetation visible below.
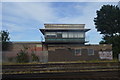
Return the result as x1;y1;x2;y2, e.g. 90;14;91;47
16;50;29;63
16;45;40;63
8;57;14;62
2;59;118;65
1;30;11;51
31;53;39;62
94;5;120;58
16;45;29;63
30;46;39;62
1;30;10;42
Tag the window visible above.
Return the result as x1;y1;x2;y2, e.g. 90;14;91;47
73;32;78;38
68;32;84;38
88;49;94;55
46;32;56;35
68;32;74;38
62;32;84;38
75;49;81;56
78;32;84;38
62;32;68;38
45;32;56;38
57;32;62;38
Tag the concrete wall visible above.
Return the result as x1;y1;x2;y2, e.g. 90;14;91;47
2;42;48;63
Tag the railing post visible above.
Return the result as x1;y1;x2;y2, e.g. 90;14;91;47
119;54;120;62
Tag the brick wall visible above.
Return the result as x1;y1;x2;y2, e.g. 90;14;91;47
2;42;112;62
48;44;112;62
44;44;112;51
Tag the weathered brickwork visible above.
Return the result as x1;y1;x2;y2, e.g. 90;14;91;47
2;42;112;62
48;44;112;62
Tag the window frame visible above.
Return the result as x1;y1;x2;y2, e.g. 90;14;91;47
75;49;81;56
88;49;94;56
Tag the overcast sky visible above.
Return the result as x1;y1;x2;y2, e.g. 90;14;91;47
1;1;118;44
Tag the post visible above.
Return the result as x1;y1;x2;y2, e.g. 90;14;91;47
119;54;120;62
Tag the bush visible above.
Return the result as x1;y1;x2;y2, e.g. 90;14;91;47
31;53;39;62
8;57;13;62
16;50;29;63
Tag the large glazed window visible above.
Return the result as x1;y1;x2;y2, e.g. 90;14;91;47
62;32;84;38
45;32;84;38
68;32;74;38
62;32;68;38
77;32;84;38
57;32;62;38
45;32;56;38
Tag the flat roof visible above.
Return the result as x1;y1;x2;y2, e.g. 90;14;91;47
12;41;42;44
44;24;85;29
40;28;90;34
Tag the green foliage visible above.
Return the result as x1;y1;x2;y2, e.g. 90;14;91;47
1;30;10;42
1;30;11;51
31;53;39;62
101;35;120;58
94;5;120;58
94;5;120;35
8;57;13;62
16;50;29;63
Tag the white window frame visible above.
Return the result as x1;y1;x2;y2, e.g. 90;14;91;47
75;49;81;56
88;49;94;56
46;32;56;35
45;32;57;38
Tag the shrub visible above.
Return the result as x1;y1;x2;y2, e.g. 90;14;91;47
16;50;29;63
31;53;39;62
8;57;13;62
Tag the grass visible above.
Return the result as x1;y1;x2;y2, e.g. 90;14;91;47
2;59;119;65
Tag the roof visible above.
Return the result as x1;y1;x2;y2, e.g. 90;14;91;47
44;24;85;29
40;24;90;34
12;41;42;44
40;29;90;34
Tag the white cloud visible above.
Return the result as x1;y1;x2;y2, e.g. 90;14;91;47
1;0;120;2
2;23;38;33
2;2;118;43
15;3;57;22
2;2;58;32
3;2;57;23
51;2;117;44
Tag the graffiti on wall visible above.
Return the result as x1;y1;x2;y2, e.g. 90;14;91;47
98;51;113;60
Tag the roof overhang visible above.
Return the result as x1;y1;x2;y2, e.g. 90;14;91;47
40;29;90;34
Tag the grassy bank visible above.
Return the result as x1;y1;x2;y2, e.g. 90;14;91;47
2;59;119;65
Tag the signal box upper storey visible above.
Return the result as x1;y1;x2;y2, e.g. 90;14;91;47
40;24;90;45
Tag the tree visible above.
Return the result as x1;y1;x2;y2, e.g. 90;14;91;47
94;5;120;35
94;5;120;58
1;30;10;42
1;30;11;51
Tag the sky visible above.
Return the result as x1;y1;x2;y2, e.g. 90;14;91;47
1;1;118;44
